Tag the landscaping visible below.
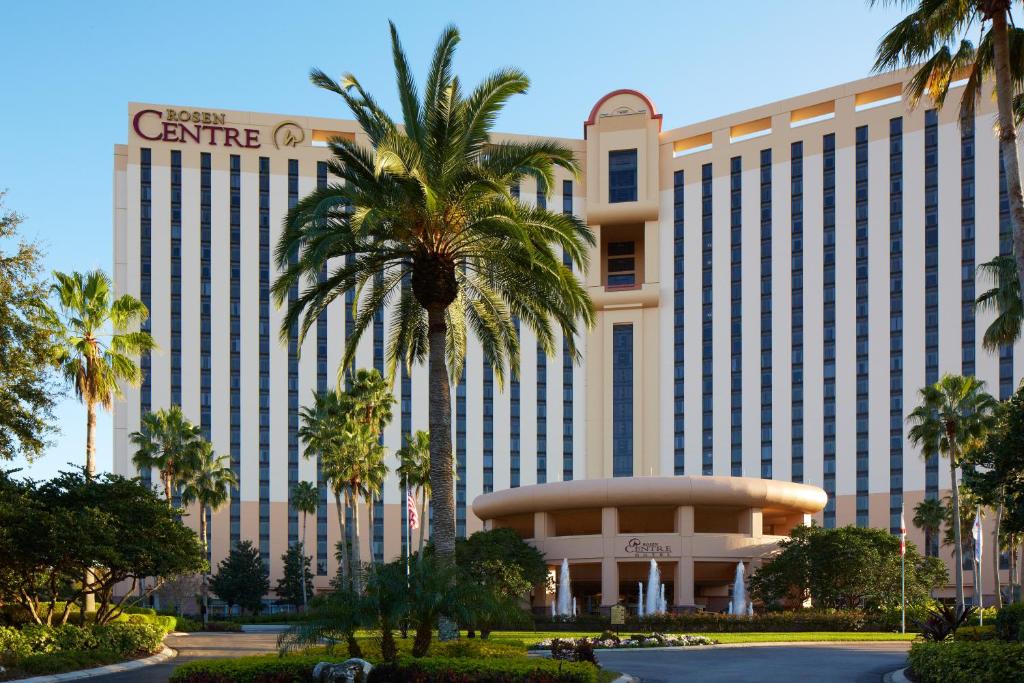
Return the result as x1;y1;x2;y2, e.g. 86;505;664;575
904;603;1024;682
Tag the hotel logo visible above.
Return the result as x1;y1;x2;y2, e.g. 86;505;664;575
273;121;305;149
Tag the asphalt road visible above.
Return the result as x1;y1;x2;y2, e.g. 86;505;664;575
595;642;910;683
85;632;281;683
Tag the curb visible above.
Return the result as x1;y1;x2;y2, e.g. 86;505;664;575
533;640;912;654
12;645;176;683
240;624;290;633
611;675;638;683
882;668;910;683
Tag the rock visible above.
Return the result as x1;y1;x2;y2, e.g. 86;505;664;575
312;658;373;683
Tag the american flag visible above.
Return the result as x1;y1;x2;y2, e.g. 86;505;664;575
973;508;983;565
900;508;906;557
407;494;419;531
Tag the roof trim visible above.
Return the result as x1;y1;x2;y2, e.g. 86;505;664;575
584;89;663;138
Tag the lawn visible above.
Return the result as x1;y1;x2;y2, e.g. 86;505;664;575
504;630;917;646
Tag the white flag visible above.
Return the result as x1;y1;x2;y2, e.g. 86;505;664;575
973;508;983;565
900;508;906;557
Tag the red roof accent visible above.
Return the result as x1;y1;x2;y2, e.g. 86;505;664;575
583;89;662;138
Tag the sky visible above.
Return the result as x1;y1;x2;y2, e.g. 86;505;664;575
1;0;910;480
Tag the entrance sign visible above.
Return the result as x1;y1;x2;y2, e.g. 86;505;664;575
623;537;672;558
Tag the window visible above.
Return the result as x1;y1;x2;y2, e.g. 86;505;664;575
613;325;634;476
607;241;636;288
609;149;638;203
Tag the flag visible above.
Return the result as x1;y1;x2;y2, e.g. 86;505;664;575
973;508;983;565
900;508;906;557
407;494;419;531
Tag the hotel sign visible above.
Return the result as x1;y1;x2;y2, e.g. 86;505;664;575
623;537;673;558
132;108;266;148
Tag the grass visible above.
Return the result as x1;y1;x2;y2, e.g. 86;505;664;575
505;630;918;646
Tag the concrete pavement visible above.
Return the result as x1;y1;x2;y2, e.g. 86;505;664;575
595;641;911;683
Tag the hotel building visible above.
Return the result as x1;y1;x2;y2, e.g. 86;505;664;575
113;67;1020;607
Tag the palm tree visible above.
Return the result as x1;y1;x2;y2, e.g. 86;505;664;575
49;269;155;478
130;406;204;505
180;442;237;626
299;390;351;587
272;23;595;590
338;418;388;591
290;480;320;612
396;430;431;554
913;497;947;558
975;255;1022;351
907;374;997;616
872;0;1024;298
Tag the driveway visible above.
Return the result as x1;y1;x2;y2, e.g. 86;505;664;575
595;642;910;683
86;632;281;682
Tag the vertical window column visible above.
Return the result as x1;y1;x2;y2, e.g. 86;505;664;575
791;142;804;483
889;118;905;537
315;161;329;575
612;324;634;476
730;157;743;477
258;156;271;566
823;133;837;527
510;319;521;488
483;360;494;493
562;179;574;482
673;170;685;475
139;148;152;490
373;281;384;563
855;126;869;528
456;365;467;537
400;327;411;557
760;149;773;480
229;155;241;547
924;111;940;508
999;149;1014;399
170;151;182;409
701;163;714;476
961;119;976;378
287;160;300;548
200;153;212;556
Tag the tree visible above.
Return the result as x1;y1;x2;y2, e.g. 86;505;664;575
271;23;595;614
872;0;1024;299
975;255;1022;351
338;417;386;591
397;430;431;554
914;497;947;558
299;389;351;587
0;469;205;625
180;442;236;625
0;192;58;461
131;406;204;505
290;480;320;611
454;528;548;589
275;543;314;609
210;540;269;615
49;269;155;478
749;524;947;611
907;373;997;616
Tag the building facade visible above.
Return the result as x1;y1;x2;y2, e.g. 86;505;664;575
113;67;1019;595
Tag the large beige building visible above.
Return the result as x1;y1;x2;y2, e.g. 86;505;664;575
113;66;1019;604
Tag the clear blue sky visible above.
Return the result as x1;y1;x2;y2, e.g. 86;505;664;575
3;0;907;480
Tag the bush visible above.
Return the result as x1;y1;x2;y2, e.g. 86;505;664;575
205;620;243;632
430;639;525;659
120;612;177;632
367;656;598;683
550;638;596;664
623;610;893;633
170;654;324;683
956;625;997;641
16;649;125;675
996;603;1024;642
92;622;166;655
909;640;1024;682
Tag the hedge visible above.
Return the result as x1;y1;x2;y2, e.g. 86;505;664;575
956;625;997;641
996;604;1024;642
169;654;324;683
908;641;1024;683
0;622;167;667
615;610;899;633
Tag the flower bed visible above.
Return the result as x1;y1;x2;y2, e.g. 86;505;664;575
533;632;717;650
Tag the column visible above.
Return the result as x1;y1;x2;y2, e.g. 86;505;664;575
675;557;695;609
600;558;619;612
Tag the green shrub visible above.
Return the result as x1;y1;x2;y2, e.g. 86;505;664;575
956;625;997;641
92;622;166;655
996;604;1024;642
169;654;323;683
909;640;1024;682
0;626;31;660
122;606;158;616
119;612;177;632
367;656;598;683
430;639;525;659
205;620;242;632
621;610;894;633
175;616;202;632
17;649;124;675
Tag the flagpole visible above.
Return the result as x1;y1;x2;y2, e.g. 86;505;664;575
900;506;906;635
977;506;983;627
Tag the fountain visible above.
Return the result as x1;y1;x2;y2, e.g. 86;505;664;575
572;597;577;617
637;581;645;618
729;561;748;616
659;583;667;614
557;559;573;617
645;559;662;616
550;600;556;619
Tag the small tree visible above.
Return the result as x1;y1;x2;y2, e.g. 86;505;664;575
290;480;319;611
275;543;314;609
210;540;269;615
913;498;946;559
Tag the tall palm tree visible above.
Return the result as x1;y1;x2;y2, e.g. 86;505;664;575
299;390;351;586
396;430;431;554
338;418;387;591
913;497;947;558
872;0;1024;298
130;406;204;505
49;269;155;478
975;255;1022;351
907;373;997;616
290;480;320;612
180;441;237;626
272;23;595;590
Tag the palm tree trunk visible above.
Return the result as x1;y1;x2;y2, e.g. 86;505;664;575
164;471;173;506
301;510;308;612
994;503;1004;608
333;489;349;586
349;488;362;593
988;8;1024;299
427;306;457;641
949;450;966;616
200;503;209;627
85;400;97;479
418;488;426;555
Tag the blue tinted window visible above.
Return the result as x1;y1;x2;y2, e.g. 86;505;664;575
613;325;634;476
609;149;638;203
